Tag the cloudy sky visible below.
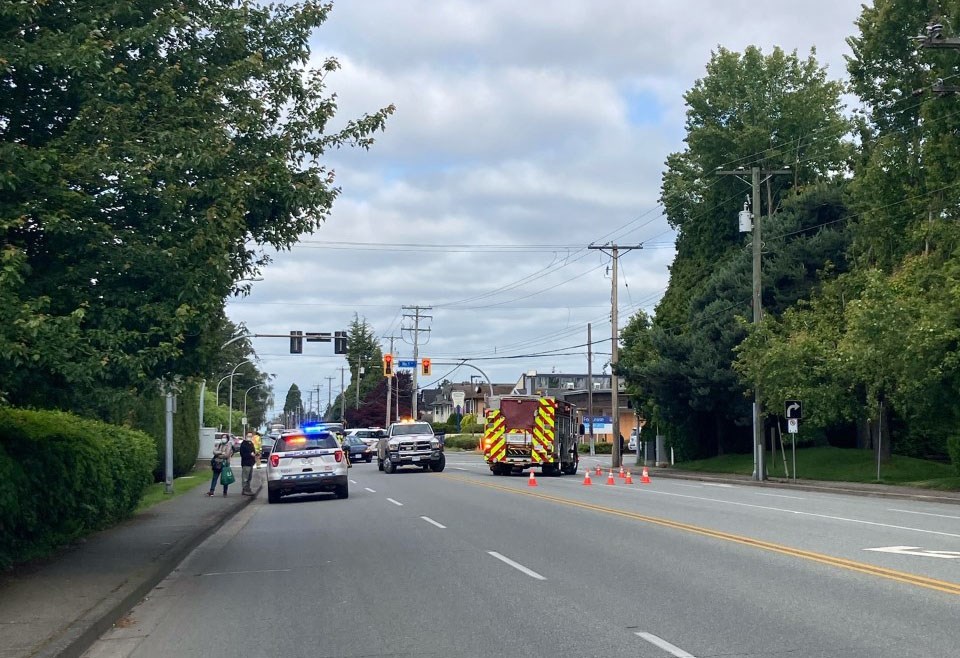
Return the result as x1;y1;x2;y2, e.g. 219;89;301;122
226;0;865;416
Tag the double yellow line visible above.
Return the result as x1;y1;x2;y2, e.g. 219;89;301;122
438;473;960;596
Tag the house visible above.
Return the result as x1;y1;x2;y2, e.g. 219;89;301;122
424;381;515;423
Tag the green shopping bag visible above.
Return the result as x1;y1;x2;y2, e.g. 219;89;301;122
220;464;236;486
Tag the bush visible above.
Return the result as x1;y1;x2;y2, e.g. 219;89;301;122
579;442;613;454
123;383;200;480
0;407;156;569
443;434;482;450
948;435;960;475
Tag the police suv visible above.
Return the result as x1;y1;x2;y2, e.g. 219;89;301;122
266;426;349;504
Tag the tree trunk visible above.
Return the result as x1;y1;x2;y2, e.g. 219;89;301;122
715;415;724;456
856;417;871;450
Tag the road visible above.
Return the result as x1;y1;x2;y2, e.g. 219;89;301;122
86;454;960;658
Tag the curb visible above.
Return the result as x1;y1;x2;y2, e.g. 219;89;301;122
40;483;262;658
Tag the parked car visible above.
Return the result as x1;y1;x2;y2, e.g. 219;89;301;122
628;428;639;452
345;428;385;448
341;435;374;463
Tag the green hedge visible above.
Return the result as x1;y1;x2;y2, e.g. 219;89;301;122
579;442;613;454
0;408;156;569
124;383;200;480
443;434;482;450
949;435;960;475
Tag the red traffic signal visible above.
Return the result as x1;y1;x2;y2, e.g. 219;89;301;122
383;354;394;377
421;358;432;376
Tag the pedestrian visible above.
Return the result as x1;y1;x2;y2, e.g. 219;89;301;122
240;432;257;496
208;437;235;496
252;432;262;469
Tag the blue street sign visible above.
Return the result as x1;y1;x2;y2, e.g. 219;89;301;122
398;360;416;368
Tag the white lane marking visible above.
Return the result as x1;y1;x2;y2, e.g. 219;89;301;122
633;488;960;539
364;487;376;493
454;467;468;471
668;482;704;489
387;498;403;506
701;483;734;488
487;551;546;580
756;492;806;500
202;569;291;576
865;546;960;559
350;479;358;484
420;516;446;529
888;508;960;520
636;632;697;657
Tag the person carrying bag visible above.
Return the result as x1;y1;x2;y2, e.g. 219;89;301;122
207;437;235;496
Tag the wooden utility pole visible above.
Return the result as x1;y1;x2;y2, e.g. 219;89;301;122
717;166;791;481
587;323;595;456
587;243;642;468
402;305;432;418
384;335;399;427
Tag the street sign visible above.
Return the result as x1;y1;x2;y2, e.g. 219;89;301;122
785;400;802;420
398;360;416;368
305;332;331;342
787;418;799;434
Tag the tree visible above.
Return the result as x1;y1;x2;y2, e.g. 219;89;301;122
283;384;304;424
344;314;383;413
0;1;394;412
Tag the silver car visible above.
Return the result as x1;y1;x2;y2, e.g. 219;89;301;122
266;430;349;504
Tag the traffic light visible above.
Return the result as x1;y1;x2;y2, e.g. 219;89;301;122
334;330;348;355
290;330;303;354
421;358;432;376
382;353;394;377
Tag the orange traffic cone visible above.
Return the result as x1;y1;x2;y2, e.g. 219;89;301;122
618;466;626;479
606;469;615;485
624;470;634;484
641;466;651;484
528;471;538;487
582;471;592;486
595;464;601;476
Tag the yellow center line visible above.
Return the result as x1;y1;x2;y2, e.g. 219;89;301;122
436;473;960;596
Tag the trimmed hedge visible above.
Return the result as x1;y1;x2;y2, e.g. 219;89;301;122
579;442;613;454
444;434;482;450
126;383;200;481
0;408;156;569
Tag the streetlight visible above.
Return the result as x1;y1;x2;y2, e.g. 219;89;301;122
228;360;257;438
216;359;255;406
243;384;266;435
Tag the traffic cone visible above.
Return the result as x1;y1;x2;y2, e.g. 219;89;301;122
595;464;601;476
624;470;634;484
641;466;651;484
606;469;615;485
528;471;538;487
618;466;625;479
582;471;592;486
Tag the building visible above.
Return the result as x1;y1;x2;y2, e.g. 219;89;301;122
421;381;515;424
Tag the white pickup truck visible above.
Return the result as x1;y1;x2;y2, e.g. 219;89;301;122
377;421;446;473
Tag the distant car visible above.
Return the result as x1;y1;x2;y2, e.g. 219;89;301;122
341;435;374;463
628;429;639;452
266;429;348;504
345;428;385;448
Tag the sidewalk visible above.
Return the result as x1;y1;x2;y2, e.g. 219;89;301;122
0;461;261;658
2;460;958;658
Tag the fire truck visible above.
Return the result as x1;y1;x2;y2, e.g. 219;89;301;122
482;395;579;476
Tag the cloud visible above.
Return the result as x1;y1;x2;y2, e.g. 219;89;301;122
226;0;865;417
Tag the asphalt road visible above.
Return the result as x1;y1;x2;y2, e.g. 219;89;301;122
86;454;960;658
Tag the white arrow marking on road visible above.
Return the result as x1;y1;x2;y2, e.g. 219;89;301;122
865;546;960;559
636;632;697;657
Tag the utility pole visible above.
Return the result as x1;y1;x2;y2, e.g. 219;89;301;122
402;305;432;419
385;335;398;428
325;377;334;418
339;367;346;422
587;323;595;457
356;355;362;409
588;243;642;469
718;165;791;481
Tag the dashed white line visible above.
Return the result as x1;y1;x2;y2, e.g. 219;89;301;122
387;498;403;506
364;487;376;493
756;492;805;500
454;467;468;471
701;482;734;488
202;569;291;577
636;632;697;657
487;551;546;580
420;516;446;529
350;479;358;484
889;508;960;520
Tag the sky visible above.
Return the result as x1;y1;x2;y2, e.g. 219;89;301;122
225;0;866;417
